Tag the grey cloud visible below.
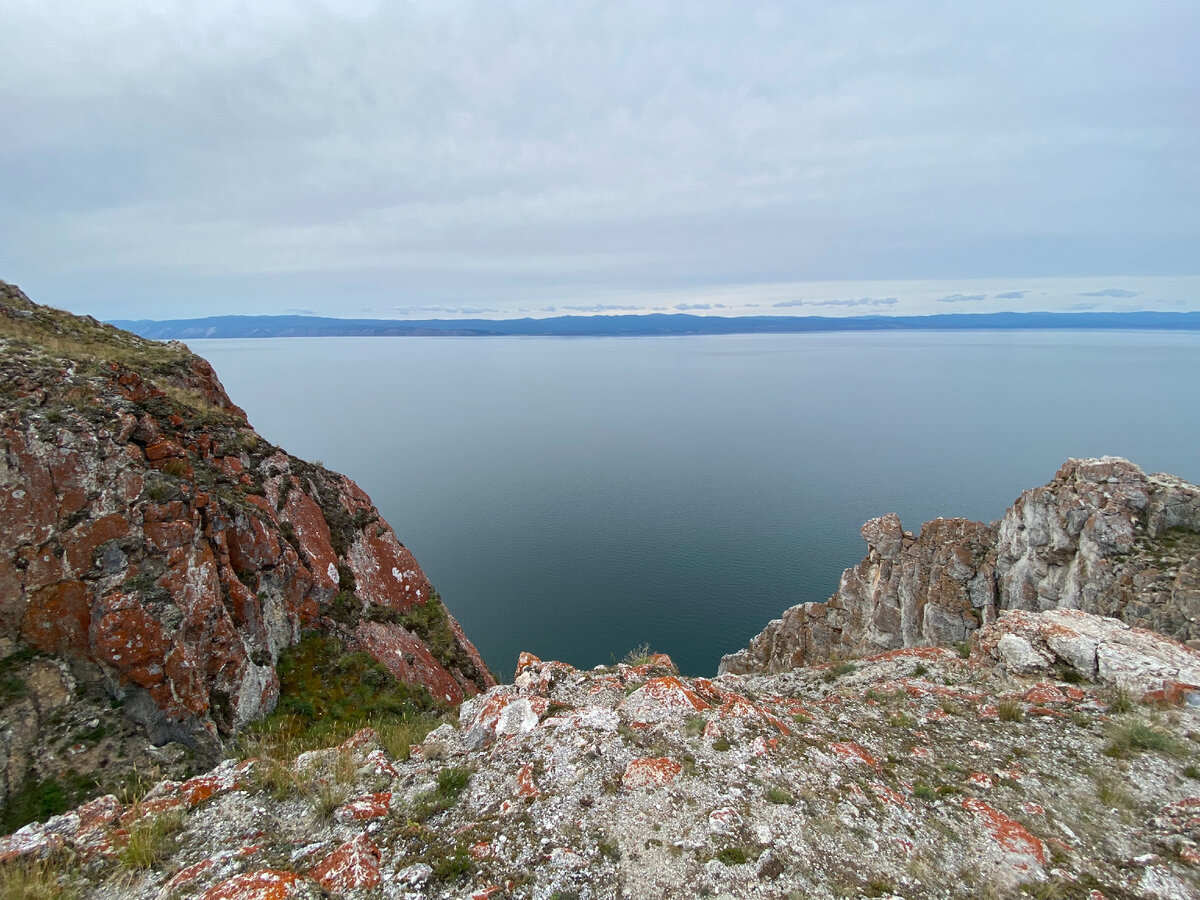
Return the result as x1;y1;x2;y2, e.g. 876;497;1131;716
993;291;1031;300
562;303;644;313
0;2;1196;318
1070;302;1100;310
776;297;899;308
936;293;988;304
1078;289;1140;298
675;303;715;311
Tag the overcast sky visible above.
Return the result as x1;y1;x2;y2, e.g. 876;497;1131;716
1;1;1197;320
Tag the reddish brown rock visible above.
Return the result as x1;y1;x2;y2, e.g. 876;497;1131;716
309;834;382;893
353;620;464;705
200;870;311;900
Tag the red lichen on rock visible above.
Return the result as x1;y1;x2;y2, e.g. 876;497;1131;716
309;834;381;893
963;797;1046;871
516;763;540;798
622;757;683;790
353;620;464;705
831;742;879;769
200;869;309;900
334;792;392;823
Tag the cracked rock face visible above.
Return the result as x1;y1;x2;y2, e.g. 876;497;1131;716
721;457;1200;675
0;281;494;809
4;617;1200;899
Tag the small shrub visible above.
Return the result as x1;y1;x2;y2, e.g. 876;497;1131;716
792;713;813;725
0;856;81;900
997;699;1025;722
715;847;749;866
912;663;929;678
1093;773;1136;810
887;712;917;728
1104;685;1134;714
1183;764;1200;781
118;809;185;871
1104;718;1187;758
684;715;706;737
430;843;473;881
307;779;349;821
711;737;731;752
766;786;794;805
913;783;937;801
622;643;655;666
412;766;471;821
598;840;621;861
822;662;857;684
955;640;972;659
1056;665;1085;685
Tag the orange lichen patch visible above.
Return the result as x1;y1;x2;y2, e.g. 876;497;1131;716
337;728;381;755
864;646;956;663
334;793;392;823
871;782;911;809
470;842;494;860
586;674;625;694
76;794;121;833
831;742;879;769
909;747;931;760
164;858;216;896
200;869;310;900
515;651;542;675
1143;680;1200;706
309;834;381;893
752;736;779;756
622;757;683;790
963;798;1046;870
180;767;247;808
968;772;995;790
472;887;503;900
1023;683;1070;705
621;676;711;724
1022;802;1045;816
516;763;540;798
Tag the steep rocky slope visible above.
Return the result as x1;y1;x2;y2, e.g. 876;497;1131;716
0;281;494;821
3;610;1200;899
721;458;1200;676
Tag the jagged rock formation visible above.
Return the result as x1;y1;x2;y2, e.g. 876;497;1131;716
3;610;1199;899
720;457;1200;675
0;281;494;815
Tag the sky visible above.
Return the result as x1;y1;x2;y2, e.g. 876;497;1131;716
1;1;1197;321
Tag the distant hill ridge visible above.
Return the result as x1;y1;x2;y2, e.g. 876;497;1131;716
110;309;1200;339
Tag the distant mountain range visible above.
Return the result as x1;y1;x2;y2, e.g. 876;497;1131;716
109;310;1200;339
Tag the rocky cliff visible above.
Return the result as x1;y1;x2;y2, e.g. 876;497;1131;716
3;610;1200;899
720;457;1200;676
0;281;494;820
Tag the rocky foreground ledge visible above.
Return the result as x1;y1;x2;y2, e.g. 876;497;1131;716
4;609;1200;899
721;457;1200;677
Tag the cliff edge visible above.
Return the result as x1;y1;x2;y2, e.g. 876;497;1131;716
720;457;1200;675
0;281;494;820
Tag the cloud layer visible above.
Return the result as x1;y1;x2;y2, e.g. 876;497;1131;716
0;1;1196;318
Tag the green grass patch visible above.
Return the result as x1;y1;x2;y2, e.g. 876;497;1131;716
1103;718;1188;759
715;847;749;866
412;766;472;821
822;661;857;683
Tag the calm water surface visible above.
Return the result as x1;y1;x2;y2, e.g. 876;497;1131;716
192;332;1200;678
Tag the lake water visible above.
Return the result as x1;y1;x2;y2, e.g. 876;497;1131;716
192;331;1200;678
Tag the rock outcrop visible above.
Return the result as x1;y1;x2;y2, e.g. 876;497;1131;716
0;281;494;815
721;457;1200;675
4;611;1200;899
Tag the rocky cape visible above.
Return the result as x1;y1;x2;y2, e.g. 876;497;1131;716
0;281;494;815
720;457;1200;677
3;611;1200;899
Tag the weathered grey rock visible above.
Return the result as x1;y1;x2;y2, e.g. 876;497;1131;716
7;629;1200;899
722;458;1200;675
